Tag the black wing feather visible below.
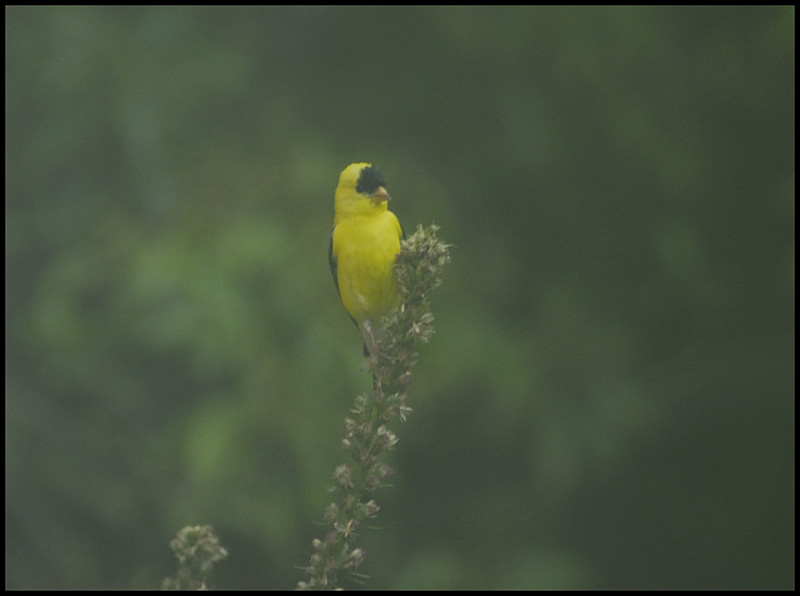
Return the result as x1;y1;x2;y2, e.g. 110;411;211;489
328;226;340;297
329;225;359;330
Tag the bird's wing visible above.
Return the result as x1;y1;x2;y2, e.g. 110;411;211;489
329;225;360;332
328;225;340;297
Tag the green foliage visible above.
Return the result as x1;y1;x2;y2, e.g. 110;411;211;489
6;6;794;590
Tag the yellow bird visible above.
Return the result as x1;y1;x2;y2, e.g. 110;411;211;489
329;163;404;357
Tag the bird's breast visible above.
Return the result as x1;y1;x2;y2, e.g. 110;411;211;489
333;212;402;323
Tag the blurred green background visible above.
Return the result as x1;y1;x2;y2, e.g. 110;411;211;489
5;6;794;590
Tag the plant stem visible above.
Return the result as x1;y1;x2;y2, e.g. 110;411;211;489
297;225;451;590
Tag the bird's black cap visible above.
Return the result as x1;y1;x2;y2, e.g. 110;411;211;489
356;165;387;195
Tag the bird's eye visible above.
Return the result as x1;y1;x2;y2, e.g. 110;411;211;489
356;165;387;195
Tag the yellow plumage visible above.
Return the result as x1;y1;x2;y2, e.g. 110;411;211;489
329;163;403;356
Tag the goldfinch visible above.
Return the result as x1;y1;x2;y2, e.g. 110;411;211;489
329;163;404;357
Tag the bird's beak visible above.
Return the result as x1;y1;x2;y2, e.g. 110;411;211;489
371;186;391;204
